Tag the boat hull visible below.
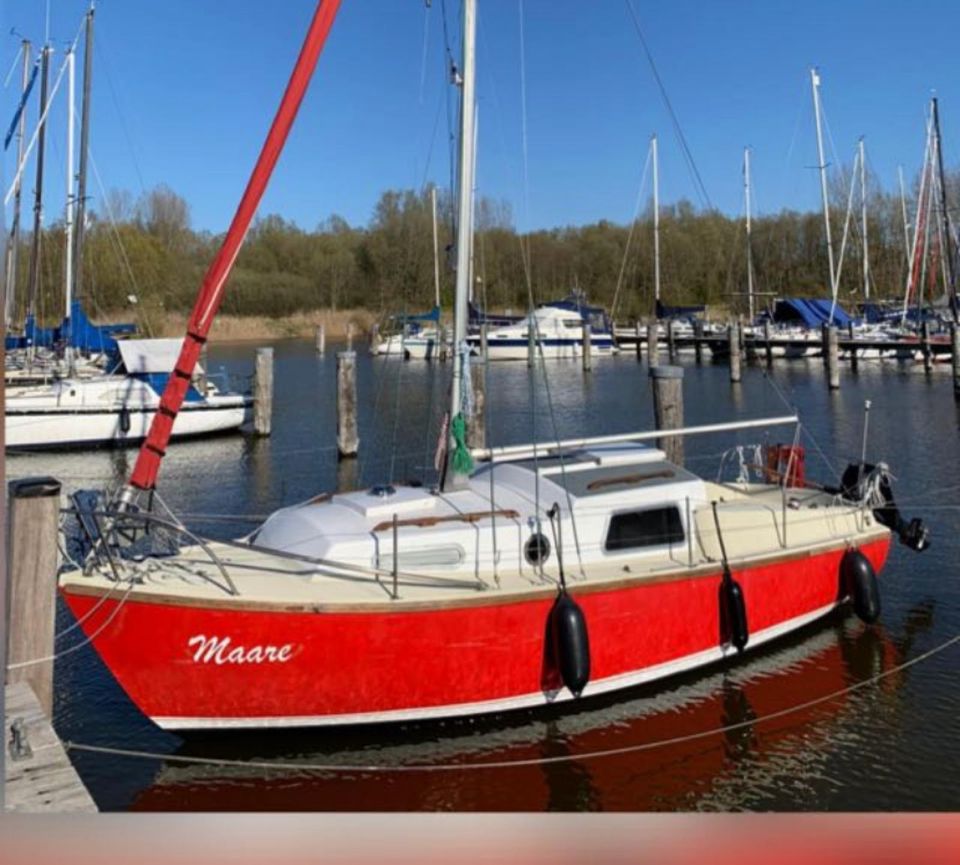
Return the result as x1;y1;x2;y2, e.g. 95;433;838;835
6;398;251;449
470;338;618;361
61;537;889;730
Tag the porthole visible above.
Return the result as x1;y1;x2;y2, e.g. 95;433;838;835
524;532;550;566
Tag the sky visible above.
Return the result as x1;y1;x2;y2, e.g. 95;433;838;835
3;0;960;235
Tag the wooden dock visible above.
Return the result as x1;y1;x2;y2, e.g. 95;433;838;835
4;682;97;812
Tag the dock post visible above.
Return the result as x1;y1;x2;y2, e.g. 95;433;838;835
647;322;659;368
253;347;273;436
824;325;840;390
728;322;741;383
581;321;592;371
466;361;486;450
198;343;209;395
764;319;773;367
694;319;704;364
369;323;381;355
527;318;536;367
6;478;62;717
315;324;326;355
921;320;933;374
666;319;676;360
848;322;859;373
952;323;960;398
346;322;354;352
480;322;488;360
650;366;684;467
337;350;359;459
635;319;643;362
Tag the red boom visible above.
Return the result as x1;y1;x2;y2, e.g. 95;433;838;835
129;0;342;491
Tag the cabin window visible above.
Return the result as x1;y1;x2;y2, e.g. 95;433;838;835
604;506;684;552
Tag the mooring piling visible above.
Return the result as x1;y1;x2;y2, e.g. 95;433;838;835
764;320;773;367
7;477;61;717
694;319;704;364
466;361;486;450
337;349;359;459
728;322;741;383
346;322;354;352
647;321;659;369
253;347;274;436
952;323;960;398
823;325;840;390
666;319;676;361
650;365;684;466
848;322;859;373
315;324;326;355
921;320;933;374
581;321;592;371
635;319;643;362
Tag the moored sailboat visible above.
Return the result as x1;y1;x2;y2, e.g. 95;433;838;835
59;0;928;733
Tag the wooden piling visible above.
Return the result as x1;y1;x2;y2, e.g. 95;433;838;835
728;322;741;383
764;319;773;367
635;319;643;362
666;319;676;361
480;322;488;360
253;347;273;436
647;322;659;368
952;323;960;398
694;319;704;364
921;320;933;373
337;350;359;459
824;325;840;390
650;366;684;467
848;322;858;373
369;323;381;355
315;324;326;355
527;318;536;368
466;361;486;450
581;321;592;371
346;322;354;352
6;477;61;717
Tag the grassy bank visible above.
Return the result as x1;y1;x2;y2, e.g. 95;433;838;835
117;309;379;343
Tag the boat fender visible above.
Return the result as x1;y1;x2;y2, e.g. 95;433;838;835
548;591;590;697
720;578;749;652
843;548;880;624
119;406;131;434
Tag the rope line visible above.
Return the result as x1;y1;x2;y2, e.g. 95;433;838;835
62;630;960;774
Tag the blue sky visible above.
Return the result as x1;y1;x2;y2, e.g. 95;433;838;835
3;1;959;234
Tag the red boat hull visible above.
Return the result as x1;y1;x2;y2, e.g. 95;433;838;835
61;538;890;729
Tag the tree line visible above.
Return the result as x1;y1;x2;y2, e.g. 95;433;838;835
5;174;936;330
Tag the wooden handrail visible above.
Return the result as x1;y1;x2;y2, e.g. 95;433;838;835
372;508;519;533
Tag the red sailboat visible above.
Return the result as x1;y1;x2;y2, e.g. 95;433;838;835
58;0;928;731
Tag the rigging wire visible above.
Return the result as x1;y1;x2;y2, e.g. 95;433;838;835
623;0;712;211
609;146;652;323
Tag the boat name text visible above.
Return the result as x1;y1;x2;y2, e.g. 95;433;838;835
187;635;295;665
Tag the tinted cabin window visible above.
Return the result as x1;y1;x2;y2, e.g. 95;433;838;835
605;507;684;552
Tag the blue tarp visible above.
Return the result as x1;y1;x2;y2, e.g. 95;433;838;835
542;293;613;334
656;299;706;319
772;298;853;328
468;301;521;327
5;301;136;355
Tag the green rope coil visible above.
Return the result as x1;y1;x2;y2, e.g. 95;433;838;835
451;413;474;475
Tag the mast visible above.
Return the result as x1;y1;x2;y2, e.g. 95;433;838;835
26;45;52;349
431;186;441;309
859;137;869;301
125;0;342;497
3;41;31;331
903;112;933;324
898;165;910;264
72;4;95;306
811;68;837;319
442;0;476;491
744;146;754;321
63;47;76;362
652;133;660;311
931;97;958;320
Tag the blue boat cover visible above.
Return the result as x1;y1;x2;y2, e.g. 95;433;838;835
5;301;136;354
773;298;852;327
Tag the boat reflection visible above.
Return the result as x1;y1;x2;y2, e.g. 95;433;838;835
130;604;932;811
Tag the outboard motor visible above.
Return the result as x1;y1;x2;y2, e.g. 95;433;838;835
838;463;930;552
